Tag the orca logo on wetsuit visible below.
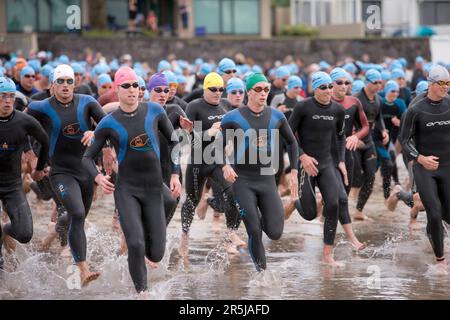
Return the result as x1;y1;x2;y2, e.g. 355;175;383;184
312;115;334;121
130;134;152;152
426;120;450;127
0;142;15;152
208;115;225;121
345;115;350;119
62;123;82;139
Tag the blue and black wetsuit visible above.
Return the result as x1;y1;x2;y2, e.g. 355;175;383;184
289;98;346;246
27;94;105;263
181;98;240;235
83;102;179;293
0;110;49;266
221;106;298;271
353;89;385;211
399;96;450;259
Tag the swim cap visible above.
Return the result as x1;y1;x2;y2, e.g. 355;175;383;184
71;63;85;76
343;63;357;74
137;76;146;88
428;65;450;82
226;77;245;93
365;69;382;84
217;58;236;75
389;60;403;71
157;60;171;73
177;75;187;84
0;77;16;93
20;66;35;79
204;72;224;89
391;68;405;79
274;66;290;79
415;81;428;96
330;68;350;82
312;71;332;91
398;57;408;69
114;66;137;87
199;63;212;76
351;80;365;95
415;56;424;64
319;61;331;71
28;59;41;73
162;70;177;84
245;73;268;91
58;55;70;65
41;65;54;78
287;75;303;90
381;70;391;81
384;80;399;94
97;74;112;88
148;72;169;92
53;64;74;83
92;64;110;78
252;65;263;74
15;58;27;70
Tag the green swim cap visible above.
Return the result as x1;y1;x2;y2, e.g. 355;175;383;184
245;73;268;91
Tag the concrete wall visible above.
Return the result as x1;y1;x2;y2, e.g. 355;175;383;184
318;23;365;38
36;35;430;66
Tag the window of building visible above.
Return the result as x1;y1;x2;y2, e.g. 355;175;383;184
194;0;260;34
420;1;450;25
293;0;331;26
6;0;81;33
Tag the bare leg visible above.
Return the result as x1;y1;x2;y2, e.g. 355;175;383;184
342;224;366;250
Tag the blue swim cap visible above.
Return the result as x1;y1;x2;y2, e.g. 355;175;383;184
287;75;303;90
177;75;187;84
41;65;54;78
0;77;16;93
137;76;146;88
243;71;254;84
143;89;150;101
319;61;331;71
97;74;112;88
389;60;403;71
226;77;245;93
275;66;290;79
20;66;35;79
28;59;41;73
384;80;399;94
199;63;212;76
0;67;5;77
365;69;382;84
195;58;204;66
252;65;263;74
163;70;177;84
391;68;405;79
157;60;171;73
330;68;350;82
343;63;357;74
288;63;299;75
351;80;365;95
415;81;428;95
92;64;110;78
173;67;182;76
415;56;424;64
312;71;332;91
381;70;391;81
109;59;120;72
58;55;70;65
49;70;55;83
218;58;236;75
399;57;407;69
71;63;85;76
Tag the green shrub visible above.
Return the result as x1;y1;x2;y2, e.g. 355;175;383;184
279;24;320;37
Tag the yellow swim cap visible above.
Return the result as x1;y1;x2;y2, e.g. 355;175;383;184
203;72;224;89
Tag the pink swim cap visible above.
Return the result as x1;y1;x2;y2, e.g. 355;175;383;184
114;66;138;87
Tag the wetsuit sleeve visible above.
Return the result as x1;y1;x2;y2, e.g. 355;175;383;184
399;107;419;161
167;105;186;129
26;116;50;171
288;103;305;157
183;89;203;103
354;99;370;140
374;106;386;133
158;113;181;176
336;109;346;162
279;117;299;169
82;127;110;179
270;94;283;108
88;100;107;125
397;99;407;115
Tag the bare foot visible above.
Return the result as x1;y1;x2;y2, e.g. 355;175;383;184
284;200;296;221
435;260;449;275
321;255;345;268
350;240;367;251
40;222;57;251
409;218;421;231
196;195;209;220
229;231;247;248
386;185;402;212
3;234;16;253
118;232;128;256
178;233;189;258
60;246;71;258
80;270;101;287
349;188;360;201
145;258;159;269
352;210;371;221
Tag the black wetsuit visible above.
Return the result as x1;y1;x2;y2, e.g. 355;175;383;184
221;105;298;271
27;94;105;263
31;89;51;101
353;89;385;211
181;98;240;235
183;88;203;104
399;95;450;259
167;96;188;111
0;110;49;266
289;97;346;245
83;102;179;293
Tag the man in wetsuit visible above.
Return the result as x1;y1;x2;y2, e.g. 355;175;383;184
83;66;181;293
399;65;450;273
163;71;188;111
220;73;299;271
16;66;39;97
267;66;290;105
27;64;105;287
0;77;49;267
289;71;347;266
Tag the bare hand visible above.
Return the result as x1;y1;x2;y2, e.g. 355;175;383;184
223;165;238;183
418;155;439;171
391;117;401;127
207;122;222;137
277;104;288;113
102;147;117;176
95;174;115;194
290;169;299;201
179;116;193;133
170;174;182;199
300;154;319;177
81;131;95;147
382;130;389;146
31;170;46;182
346;135;359;151
338;161;348;186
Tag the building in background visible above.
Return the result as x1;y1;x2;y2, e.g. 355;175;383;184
0;0;271;38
